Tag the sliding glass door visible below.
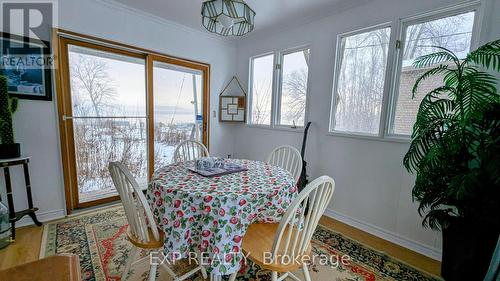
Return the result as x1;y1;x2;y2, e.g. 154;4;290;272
57;35;209;211
152;61;203;168
66;44;148;204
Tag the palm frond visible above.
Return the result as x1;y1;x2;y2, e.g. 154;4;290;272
413;90;456;128
443;69;460;90
404;90;459;172
422;209;454;230
413;46;459;68
404;116;457;172
405;40;500;230
460;70;499;117
466;39;500;71
412;65;451;96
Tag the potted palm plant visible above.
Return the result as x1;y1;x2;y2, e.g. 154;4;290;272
0;75;20;159
404;39;500;280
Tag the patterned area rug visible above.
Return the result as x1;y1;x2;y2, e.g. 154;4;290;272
40;205;441;281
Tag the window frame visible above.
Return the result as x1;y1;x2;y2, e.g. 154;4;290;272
385;2;482;139
327;1;482;141
248;52;276;127
248;45;311;131
328;22;394;138
275;45;311;129
55;30;210;212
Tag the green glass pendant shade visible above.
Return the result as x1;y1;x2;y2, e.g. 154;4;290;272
201;0;256;36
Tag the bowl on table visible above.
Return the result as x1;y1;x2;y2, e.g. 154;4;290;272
195;157;225;170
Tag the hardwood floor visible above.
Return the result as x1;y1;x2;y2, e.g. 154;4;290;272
319;216;441;276
0;215;441;276
0;224;43;270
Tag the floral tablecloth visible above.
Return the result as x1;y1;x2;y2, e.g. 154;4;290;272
146;159;297;276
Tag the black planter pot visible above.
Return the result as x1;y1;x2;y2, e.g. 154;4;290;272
0;143;20;159
441;217;499;281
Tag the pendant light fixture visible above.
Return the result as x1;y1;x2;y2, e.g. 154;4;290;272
201;0;256;36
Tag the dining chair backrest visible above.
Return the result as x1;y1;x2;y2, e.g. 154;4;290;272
266;145;303;183
270;176;335;261
108;162;159;243
173;140;209;163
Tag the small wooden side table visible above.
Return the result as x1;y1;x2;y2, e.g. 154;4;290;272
0;156;42;240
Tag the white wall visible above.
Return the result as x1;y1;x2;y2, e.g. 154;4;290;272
233;0;500;260
0;0;237;225
2;0;498;261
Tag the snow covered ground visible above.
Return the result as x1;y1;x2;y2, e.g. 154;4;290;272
76;120;197;203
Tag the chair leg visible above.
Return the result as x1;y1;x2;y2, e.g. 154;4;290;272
199;251;208;279
121;247;137;281
200;266;208;280
210;273;221;281
271;271;278;281
302;263;312;281
149;263;158;281
160;263;179;280
228;272;237;281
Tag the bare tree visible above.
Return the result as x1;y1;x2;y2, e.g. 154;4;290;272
282;69;307;124
252;81;272;124
68;52;198;200
332;14;472;134
403;15;470;61
335;28;389;133
70;56;116;117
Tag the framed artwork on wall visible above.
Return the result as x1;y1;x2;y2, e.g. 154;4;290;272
0;32;52;101
219;76;246;122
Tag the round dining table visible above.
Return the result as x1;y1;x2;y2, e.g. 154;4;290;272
146;158;297;278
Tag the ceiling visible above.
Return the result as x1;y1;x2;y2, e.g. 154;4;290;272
112;0;354;38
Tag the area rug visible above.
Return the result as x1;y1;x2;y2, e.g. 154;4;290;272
40;205;441;281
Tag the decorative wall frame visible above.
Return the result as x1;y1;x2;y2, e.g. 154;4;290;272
219;76;246;122
0;32;52;101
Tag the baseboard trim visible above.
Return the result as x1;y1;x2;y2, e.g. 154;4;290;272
324;209;442;261
16;209;66;227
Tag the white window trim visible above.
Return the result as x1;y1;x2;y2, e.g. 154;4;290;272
329;22;393;137
248;51;275;126
275;45;311;129
385;1;482;139
247;45;311;131
327;1;482;142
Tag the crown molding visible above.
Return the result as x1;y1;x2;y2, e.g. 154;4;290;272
93;0;236;46
237;0;371;43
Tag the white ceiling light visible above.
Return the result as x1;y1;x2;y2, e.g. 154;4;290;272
201;0;256;36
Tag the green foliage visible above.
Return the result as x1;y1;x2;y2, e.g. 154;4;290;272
465;39;500;71
0;75;18;145
403;39;500;230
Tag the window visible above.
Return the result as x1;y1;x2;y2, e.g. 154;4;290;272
153;61;203;168
250;54;274;125
278;49;310;127
389;11;476;135
67;44;148;204
249;47;310;128
328;3;479;139
331;26;391;135
57;34;210;210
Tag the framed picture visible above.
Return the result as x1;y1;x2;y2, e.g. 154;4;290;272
219;76;246;122
220;96;246;122
0;32;52;101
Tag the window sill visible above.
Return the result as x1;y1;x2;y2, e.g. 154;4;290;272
326;131;410;143
246;124;305;134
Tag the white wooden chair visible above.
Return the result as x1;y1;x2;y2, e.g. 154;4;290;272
173;140;209;163
228;176;335;281
266;145;303;183
108;162;207;281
